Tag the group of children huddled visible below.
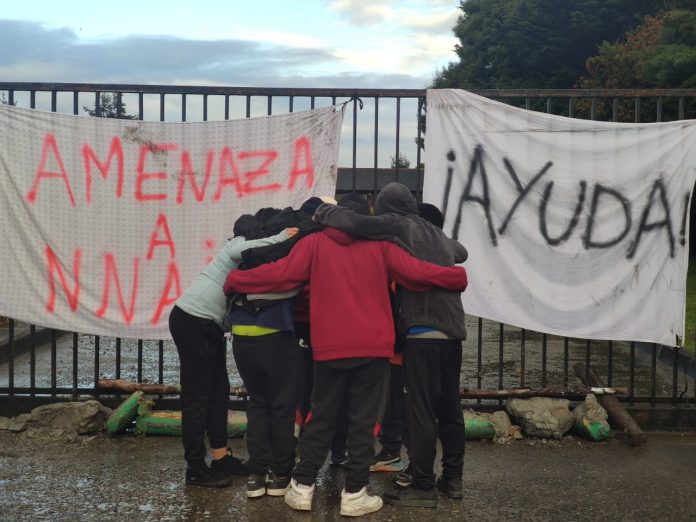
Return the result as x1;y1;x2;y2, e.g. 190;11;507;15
168;182;469;517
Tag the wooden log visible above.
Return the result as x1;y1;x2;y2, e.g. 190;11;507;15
97;379;249;397
459;386;628;400
573;363;647;446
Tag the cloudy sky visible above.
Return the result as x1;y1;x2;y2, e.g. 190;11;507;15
0;0;460;88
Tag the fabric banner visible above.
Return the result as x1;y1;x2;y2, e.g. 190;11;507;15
0;104;343;339
424;89;696;347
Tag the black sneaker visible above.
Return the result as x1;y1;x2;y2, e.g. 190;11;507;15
437;476;463;499
247;474;267;498
266;472;291;496
382;485;438;508
185;461;232;488
210;449;248;477
370;450;403;472
392;465;412;488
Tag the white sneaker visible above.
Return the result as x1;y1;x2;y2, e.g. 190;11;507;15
284;479;314;511
340;487;383;517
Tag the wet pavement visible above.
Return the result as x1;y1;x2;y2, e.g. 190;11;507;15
1;431;695;521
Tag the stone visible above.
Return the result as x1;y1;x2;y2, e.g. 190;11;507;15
490;410;513;440
25;401;112;435
0;416;10;430
8;413;31;432
506;397;573;439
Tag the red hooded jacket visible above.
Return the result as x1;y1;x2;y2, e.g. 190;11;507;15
224;227;467;362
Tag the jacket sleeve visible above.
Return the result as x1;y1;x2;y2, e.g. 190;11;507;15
313;204;404;241
383;242;468;293
223;236;312;295
450;239;468;263
226;229;290;263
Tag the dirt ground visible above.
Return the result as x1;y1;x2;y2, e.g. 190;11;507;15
1;431;695;521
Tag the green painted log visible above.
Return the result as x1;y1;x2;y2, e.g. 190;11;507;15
105;391;143;435
464;417;496;439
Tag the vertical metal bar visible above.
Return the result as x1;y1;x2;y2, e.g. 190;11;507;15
541;333;547;387
394;97;401;182
50;329;57;397
678;97;685;120
416;97;424;198
245;95;251;118
546;97;551;114
590;98;597;120
634;98;641;123
30;90;36;109
525;98;530;110
267;95;272;116
672;347;679;405
72;332;78;399
585;339;591;384
352;97;357;191
607;341;613;387
650;343;657;407
203;94;208;121
31;325;37;394
94;335;100;397
476;318;482;404
160;93;165;122
563;337;569;387
520;329;526;387
51;90;57;112
115;338;122;379
629;341;635;406
7;320;14;396
94;91;100;115
158;339;165;400
656;97;662;122
311;96;315;109
289;95;294;113
116;92;122;118
374;97;379;193
158;340;164;384
8;90;14;105
30;323;36;394
181;93;186;122
612;98;618;122
137;339;144;383
224;95;230;120
138;92;144;120
568;98;574;118
498;323;504;404
73;91;79;115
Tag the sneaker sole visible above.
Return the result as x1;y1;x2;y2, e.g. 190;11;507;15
340;500;383;517
370;463;405;472
284;498;312;511
266;487;289;497
246;488;266;498
382;497;437;508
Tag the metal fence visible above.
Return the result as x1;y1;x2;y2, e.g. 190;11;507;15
1;83;695;426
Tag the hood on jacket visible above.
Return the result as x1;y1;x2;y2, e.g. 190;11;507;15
323;226;356;246
375;182;418;216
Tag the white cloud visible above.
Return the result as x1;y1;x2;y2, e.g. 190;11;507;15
328;0;395;26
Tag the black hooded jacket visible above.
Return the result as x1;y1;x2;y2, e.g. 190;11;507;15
313;182;468;340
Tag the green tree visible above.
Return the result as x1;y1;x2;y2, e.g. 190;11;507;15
84;93;137;119
390;152;411;169
434;0;664;89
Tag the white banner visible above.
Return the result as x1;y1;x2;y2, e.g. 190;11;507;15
424;89;696;346
0;104;343;339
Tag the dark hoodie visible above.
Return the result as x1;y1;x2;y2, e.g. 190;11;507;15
313;182;468;340
224;227;468;361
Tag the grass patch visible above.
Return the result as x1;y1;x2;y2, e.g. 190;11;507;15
685;262;696;354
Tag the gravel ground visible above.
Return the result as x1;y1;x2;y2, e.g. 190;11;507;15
1;431;696;521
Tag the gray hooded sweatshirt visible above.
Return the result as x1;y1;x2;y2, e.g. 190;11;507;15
313;182;468;340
